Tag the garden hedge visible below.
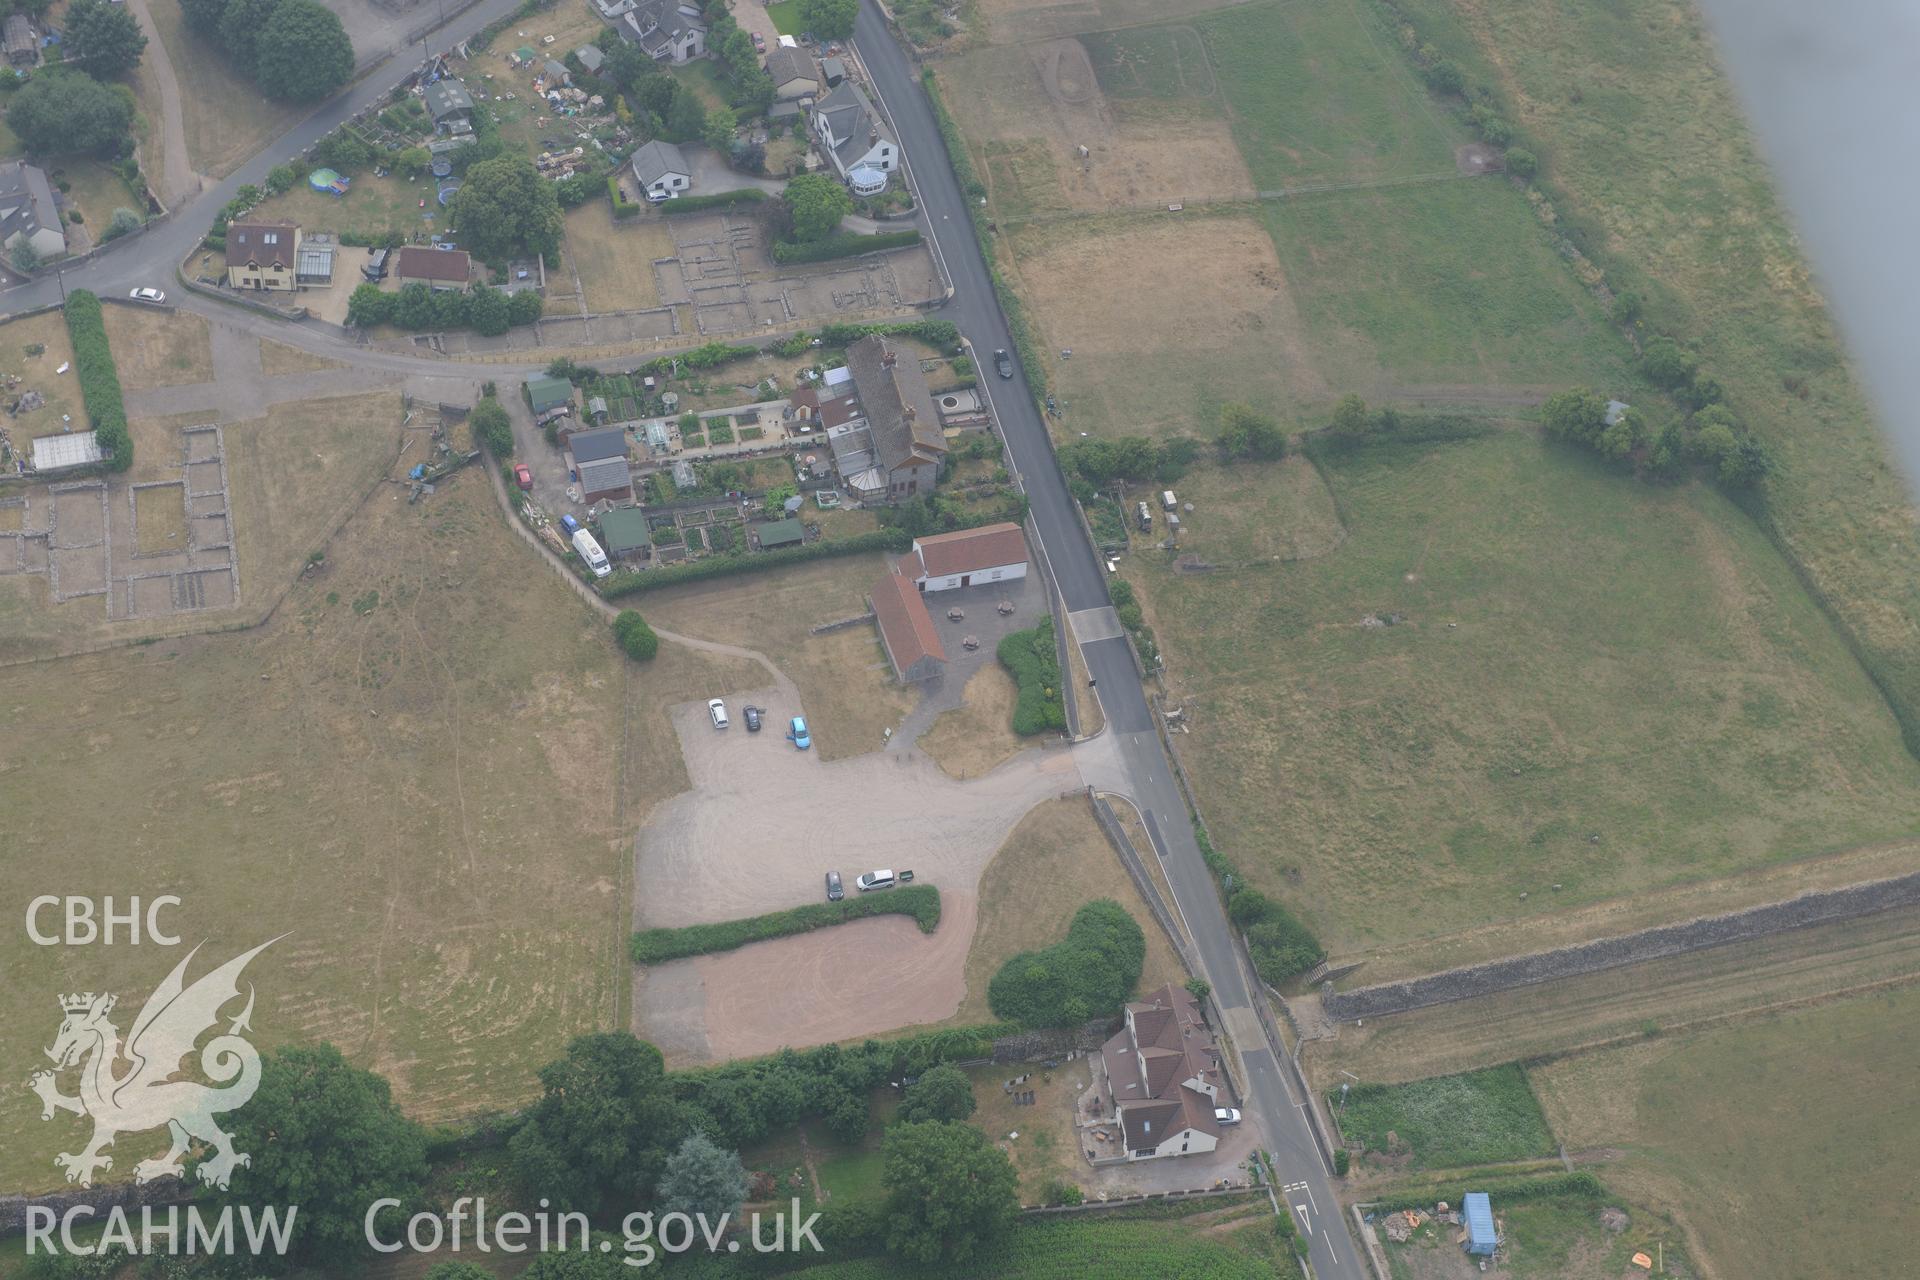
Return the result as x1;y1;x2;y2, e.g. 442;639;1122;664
997;617;1067;735
771;229;921;265
600;528;911;598
63;291;130;472
631;885;940;965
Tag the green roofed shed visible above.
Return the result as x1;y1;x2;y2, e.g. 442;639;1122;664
527;375;573;414
598;507;651;558
756;517;804;550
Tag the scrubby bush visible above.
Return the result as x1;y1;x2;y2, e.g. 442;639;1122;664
1228;889;1323;987
997;618;1066;736
470;397;512;457
986;900;1144;1027
612;609;659;662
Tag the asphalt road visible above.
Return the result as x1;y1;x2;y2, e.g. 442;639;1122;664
853;6;1365;1276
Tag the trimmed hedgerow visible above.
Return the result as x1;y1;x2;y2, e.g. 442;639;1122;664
631;885;941;964
64;291;130;472
600;528;911;598
997;617;1067;736
1228;888;1325;987
658;188;769;215
771;229;921;265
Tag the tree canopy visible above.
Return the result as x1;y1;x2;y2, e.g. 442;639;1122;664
210;1043;428;1262
1217;402;1287;460
7;72;134;157
656;1133;750;1220
612;610;659;662
783;172;853;243
898;1063;976;1124
254;0;354;101
450;155;564;264
63;0;148;79
798;0;858;40
987;899;1145;1027
882;1122;1019;1265
1540;387;1608;447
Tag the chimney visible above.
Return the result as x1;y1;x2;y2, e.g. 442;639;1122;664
881;348;896;369
903;405;915;422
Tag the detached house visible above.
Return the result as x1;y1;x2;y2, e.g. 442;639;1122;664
812;81;897;192
393;245;472;290
225;221;300;291
811;335;946;505
618;0;706;65
629;140;691;201
0;159;66;262
1099;983;1225;1161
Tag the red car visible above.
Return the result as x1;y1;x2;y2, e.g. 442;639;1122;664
513;463;533;491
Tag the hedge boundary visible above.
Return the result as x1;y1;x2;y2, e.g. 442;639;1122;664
998;617;1067;735
772;229;921;265
631;885;941;964
600;528;912;598
63;291;130;472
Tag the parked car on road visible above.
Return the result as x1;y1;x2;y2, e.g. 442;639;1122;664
788;715;811;750
825;871;843;901
129;288;165;304
994;348;1014;379
513;464;533;491
744;705;763;732
856;870;896;892
707;698;729;729
1214;1107;1241;1126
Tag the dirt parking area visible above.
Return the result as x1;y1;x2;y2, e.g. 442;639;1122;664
630;687;1085;1064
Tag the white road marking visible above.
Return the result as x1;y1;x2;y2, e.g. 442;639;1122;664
1294;1204;1311;1231
1322;1228;1338;1263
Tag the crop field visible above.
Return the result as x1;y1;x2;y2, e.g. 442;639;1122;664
1531;984;1920;1280
1335;1064;1553;1170
0;462;755;1194
1396;0;1920;799
1137;431;1920;950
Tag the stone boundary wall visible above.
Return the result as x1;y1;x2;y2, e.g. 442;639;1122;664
0;1180;192;1235
1323;871;1920;1021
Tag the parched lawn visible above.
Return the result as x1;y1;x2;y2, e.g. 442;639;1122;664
1336;1064;1553;1170
101;303;213;388
1138;431;1920;951
144;0;301;178
565;201;675;314
1531;984;1920;1280
1197;0;1461;188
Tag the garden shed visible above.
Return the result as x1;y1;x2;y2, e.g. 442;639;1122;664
1463;1192;1497;1256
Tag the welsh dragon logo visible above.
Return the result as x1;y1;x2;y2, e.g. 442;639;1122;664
29;939;277;1189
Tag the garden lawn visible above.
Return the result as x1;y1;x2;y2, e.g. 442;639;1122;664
1135;430;1920;951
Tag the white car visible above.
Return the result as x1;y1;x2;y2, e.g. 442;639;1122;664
1214;1107;1242;1126
707;698;729;729
129;288;166;304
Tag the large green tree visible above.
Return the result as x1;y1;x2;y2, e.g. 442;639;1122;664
656;1133;750;1219
254;0;353;102
210;1043;428;1263
509;1033;694;1216
783;172;852;243
218;0;281;76
1540;386;1608;446
881;1122;1018;1266
180;0;228;34
6;72;134;157
63;0;148;78
898;1063;976;1124
798;0;858;40
1217;402;1287;460
450;155;563;264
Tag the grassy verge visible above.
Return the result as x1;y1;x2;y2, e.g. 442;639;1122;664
630;885;941;964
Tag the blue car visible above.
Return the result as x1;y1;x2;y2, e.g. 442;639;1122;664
560;514;580;535
788;716;811;750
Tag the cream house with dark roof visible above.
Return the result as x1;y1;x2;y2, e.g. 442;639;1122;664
1099;982;1224;1160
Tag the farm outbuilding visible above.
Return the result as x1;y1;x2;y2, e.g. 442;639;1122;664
1463;1192;1496;1256
526;375;574;415
755;517;804;550
597;507;651;560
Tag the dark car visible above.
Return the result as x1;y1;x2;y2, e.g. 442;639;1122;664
744;705;763;733
826;871;844;901
994;348;1014;379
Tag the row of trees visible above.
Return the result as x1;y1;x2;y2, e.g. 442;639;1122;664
1057;433;1201;499
180;0;353;102
1541;384;1771;488
346;280;543;334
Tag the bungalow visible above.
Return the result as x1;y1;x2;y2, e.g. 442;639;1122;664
629;139;691;201
0;159;66;262
4;13;36;68
870;567;946;683
423;79;475;131
225;221;300;291
569;426;632;503
617;0;706;65
908;522;1028;593
393;245;471;290
765;45;819;101
812;81;898;187
1099;983;1225;1161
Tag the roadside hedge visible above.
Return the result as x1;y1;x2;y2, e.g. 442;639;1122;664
771;229;921;265
1228;888;1324;987
631;885;941;965
997;617;1067;735
599;528;911;598
63;291;130;472
659;188;769;215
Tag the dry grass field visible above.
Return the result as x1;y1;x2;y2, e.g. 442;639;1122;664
101;304;213;389
566;203;677;314
918;662;1025;779
1531;983;1920;1280
0;310;82;442
1160;455;1345;567
635;553;919;761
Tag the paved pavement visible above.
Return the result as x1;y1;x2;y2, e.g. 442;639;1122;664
850;6;1365;1275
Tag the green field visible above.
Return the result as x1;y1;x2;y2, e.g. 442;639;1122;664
1137;432;1920;949
1198;0;1459;187
1532;984;1920;1280
1336;1064;1553;1170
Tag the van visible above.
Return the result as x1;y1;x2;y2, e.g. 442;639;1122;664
571;529;612;578
855;870;896;892
1162;490;1178;512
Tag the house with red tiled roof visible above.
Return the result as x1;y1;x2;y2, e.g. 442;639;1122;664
870;568;946;683
909;522;1028;593
1099;982;1225;1160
